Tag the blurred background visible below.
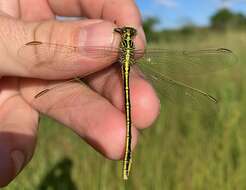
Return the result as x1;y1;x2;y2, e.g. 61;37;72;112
5;0;246;189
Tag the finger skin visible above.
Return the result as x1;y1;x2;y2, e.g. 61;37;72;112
20;78;138;160
19;61;160;160
53;0;146;46
0;3;39;187
19;64;160;159
86;65;160;129
20;0;146;48
54;0;147;47
0;1;20;17
0;18;120;78
44;0;142;25
20;0;54;20
0;91;38;187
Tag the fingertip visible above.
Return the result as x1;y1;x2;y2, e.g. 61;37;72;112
116;126;139;161
0;131;34;188
131;77;161;129
137;26;147;47
0;95;38;187
86;65;160;129
79;107;139;160
0;147;14;187
100;0;145;49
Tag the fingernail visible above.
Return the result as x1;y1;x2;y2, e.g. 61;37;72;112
11;150;25;175
79;22;119;47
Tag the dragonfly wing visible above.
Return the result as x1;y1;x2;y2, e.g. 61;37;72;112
137;63;219;111
135;48;237;79
18;41;119;71
134;48;236;110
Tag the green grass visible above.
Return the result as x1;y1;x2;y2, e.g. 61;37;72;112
4;31;246;190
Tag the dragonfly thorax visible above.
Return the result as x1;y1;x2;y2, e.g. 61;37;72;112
114;27;137;40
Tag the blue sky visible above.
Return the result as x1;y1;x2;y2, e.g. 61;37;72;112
135;0;246;29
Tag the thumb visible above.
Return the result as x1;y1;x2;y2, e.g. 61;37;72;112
0;17;120;79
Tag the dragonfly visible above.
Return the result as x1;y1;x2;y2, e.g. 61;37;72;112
18;27;237;180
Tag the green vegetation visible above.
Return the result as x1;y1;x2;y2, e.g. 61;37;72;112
4;29;245;190
211;8;246;30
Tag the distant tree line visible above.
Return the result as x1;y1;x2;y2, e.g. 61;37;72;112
143;8;246;42
211;8;246;30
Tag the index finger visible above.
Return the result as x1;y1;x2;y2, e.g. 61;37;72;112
48;0;146;48
49;0;141;24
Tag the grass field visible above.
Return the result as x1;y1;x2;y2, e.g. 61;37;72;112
4;31;246;190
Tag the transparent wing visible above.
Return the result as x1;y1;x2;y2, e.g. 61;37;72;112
23;42;236;108
135;48;237;79
135;48;237;109
18;41;120;71
137;63;218;111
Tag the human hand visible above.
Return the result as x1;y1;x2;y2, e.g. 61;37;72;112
0;0;160;186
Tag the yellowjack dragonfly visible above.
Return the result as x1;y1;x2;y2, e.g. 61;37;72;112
19;27;237;180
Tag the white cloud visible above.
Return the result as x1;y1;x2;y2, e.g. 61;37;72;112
219;0;235;8
155;0;178;8
215;0;246;9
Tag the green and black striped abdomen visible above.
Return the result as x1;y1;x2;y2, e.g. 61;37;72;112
120;41;135;180
114;26;137;180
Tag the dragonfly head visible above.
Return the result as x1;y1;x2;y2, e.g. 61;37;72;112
114;27;137;39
